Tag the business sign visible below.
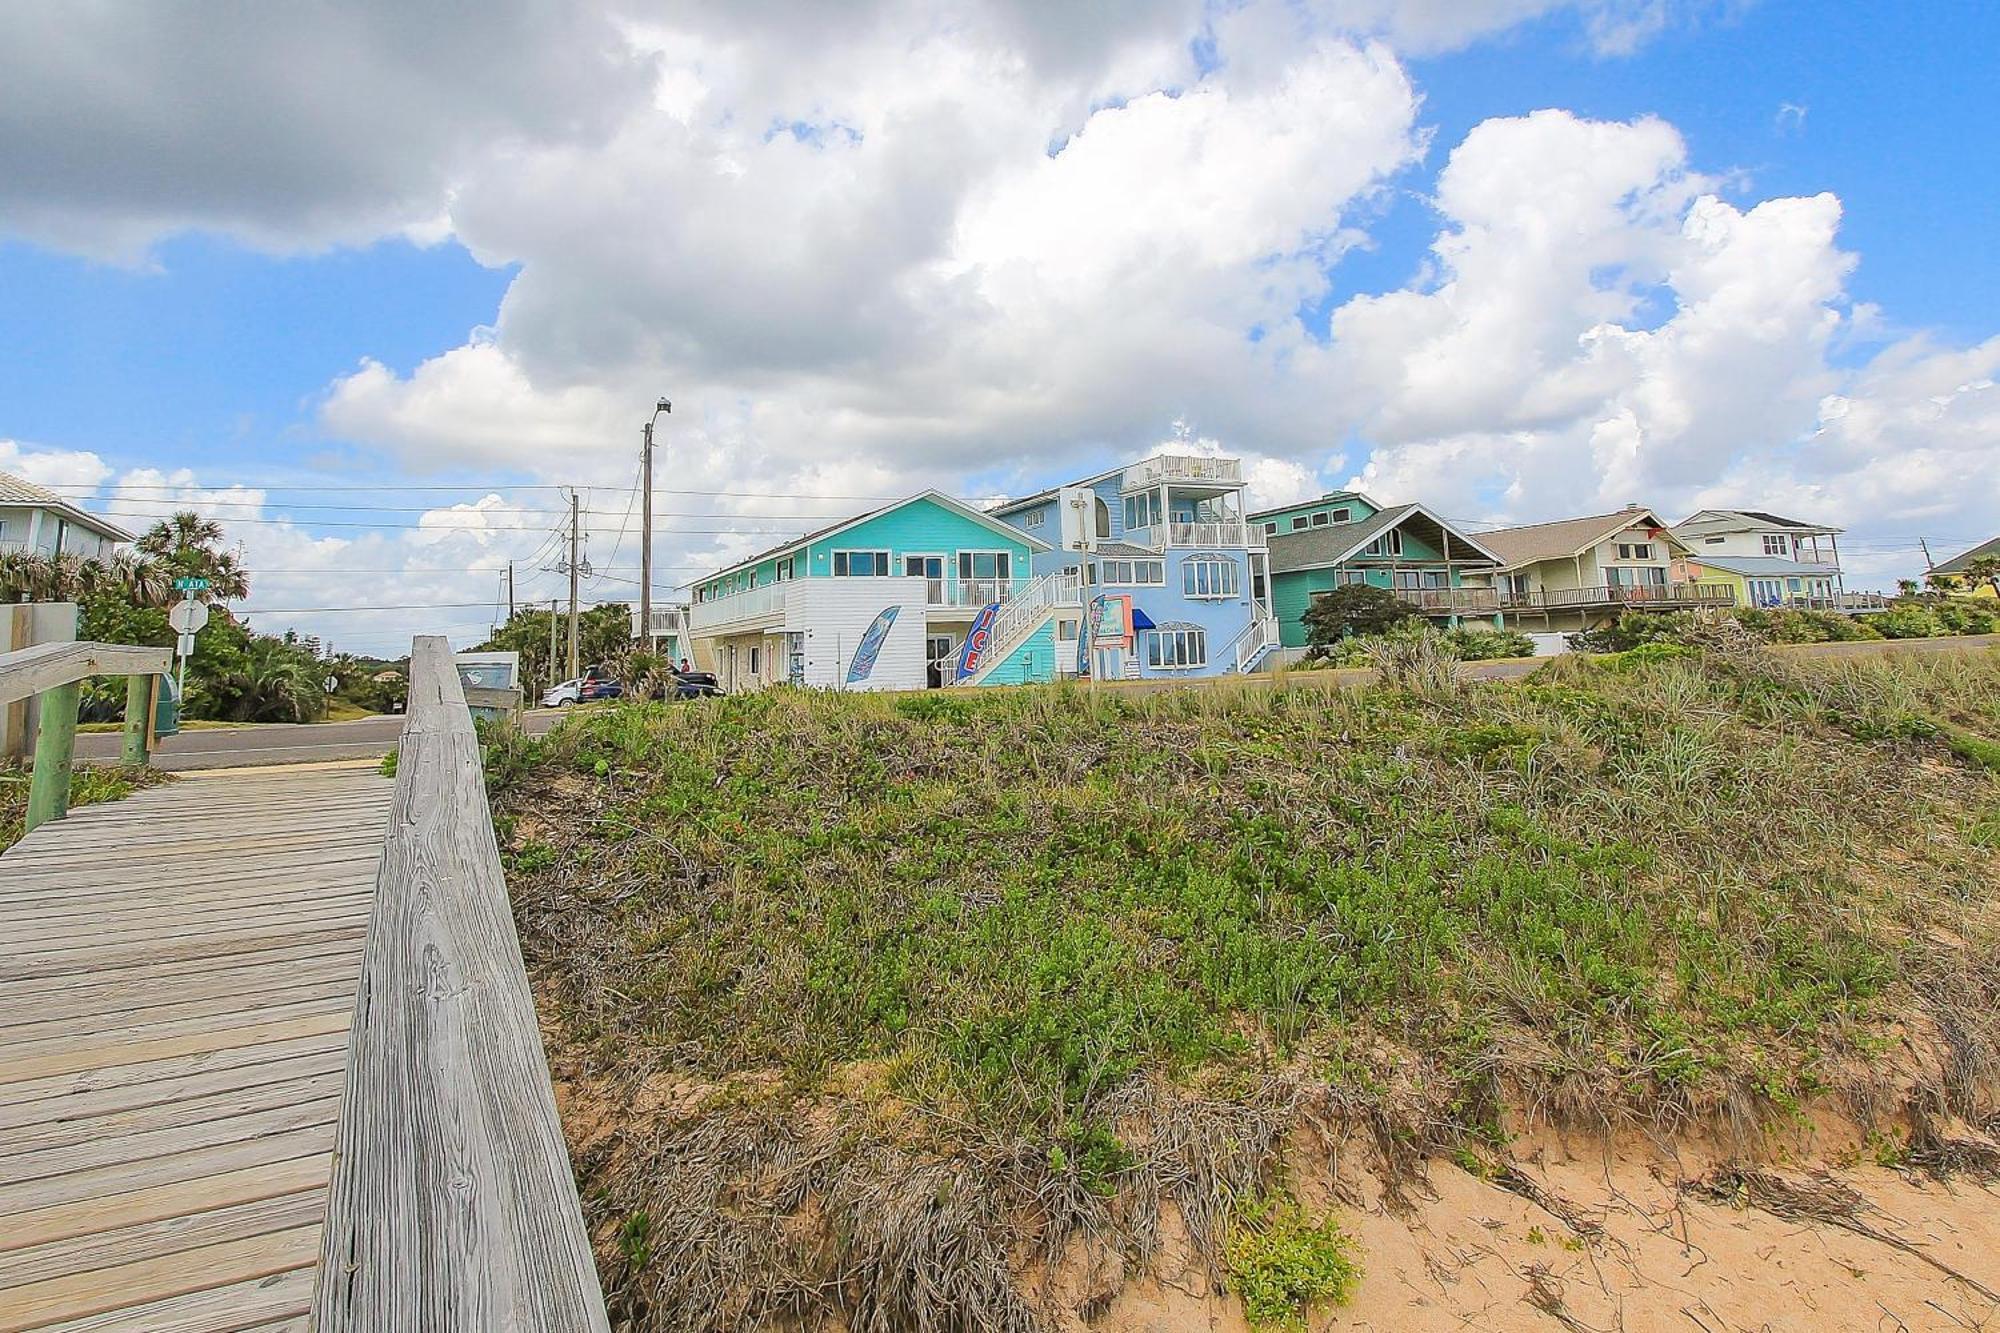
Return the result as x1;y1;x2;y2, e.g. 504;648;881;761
1093;594;1132;648
953;602;1001;681
846;606;901;684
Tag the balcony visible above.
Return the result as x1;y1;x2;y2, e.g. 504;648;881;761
1394;587;1503;615
1124;520;1259;550
686;582;787;634
1121;455;1244;492
630;606;687;640
1500;583;1737;612
926;576;1025;609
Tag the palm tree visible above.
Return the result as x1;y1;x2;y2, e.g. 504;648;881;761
209;637;326;723
1963;555;2000;598
138;511;250;600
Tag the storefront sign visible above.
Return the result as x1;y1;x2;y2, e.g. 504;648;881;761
954;602;1000;681
846;606;900;683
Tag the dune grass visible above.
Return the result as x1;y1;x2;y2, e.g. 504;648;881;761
491;643;2000;1330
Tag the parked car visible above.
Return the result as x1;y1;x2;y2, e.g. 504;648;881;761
663;668;723;699
581;677;624;702
541;678;585;707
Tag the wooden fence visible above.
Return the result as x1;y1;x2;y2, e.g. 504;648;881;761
312;635;607;1331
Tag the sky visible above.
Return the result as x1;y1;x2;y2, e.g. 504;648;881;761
1;0;1995;656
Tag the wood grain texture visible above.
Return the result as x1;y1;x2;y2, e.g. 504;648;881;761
0;762;391;1331
0;642;172;707
310;636;608;1332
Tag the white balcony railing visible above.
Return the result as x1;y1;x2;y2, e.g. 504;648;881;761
926;576;1025;609
686;582;787;633
631;606;688;640
1121;455;1244;492
1123;520;1257;550
1229;614;1282;675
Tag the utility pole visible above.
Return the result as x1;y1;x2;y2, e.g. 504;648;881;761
567;490;582;681
506;561;515;620
548;598;559;689
641;398;670;655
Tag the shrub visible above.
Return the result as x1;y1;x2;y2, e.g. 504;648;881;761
1874;606;1949;640
1936;602;1997;636
1225;1197;1362;1330
1302;584;1418;653
1445;626;1536;660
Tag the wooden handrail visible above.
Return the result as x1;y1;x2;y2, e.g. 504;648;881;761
313;636;607;1331
0;640;171;706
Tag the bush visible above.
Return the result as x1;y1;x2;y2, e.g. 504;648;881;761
1734;608;1881;643
1445;626;1536;660
1936;602;1997;636
1874;606;1949;640
1225;1198;1361;1330
1567;611;1696;654
1302;584;1418;653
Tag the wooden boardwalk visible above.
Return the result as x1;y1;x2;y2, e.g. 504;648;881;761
0;761;394;1333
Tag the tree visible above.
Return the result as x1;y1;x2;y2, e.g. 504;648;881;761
1302;584;1419;654
0;550;171;607
1924;570;1961;596
137;510;250;600
474;603;634;693
203;634;327;723
1895;578;1921;598
1962;555;2000;597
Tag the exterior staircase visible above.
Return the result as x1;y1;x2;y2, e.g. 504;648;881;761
1223;613;1283;675
953;569;1084;686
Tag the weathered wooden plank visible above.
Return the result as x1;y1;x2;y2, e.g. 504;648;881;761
0;1092;341;1188
0;1154;333;1255
0;1224;320;1332
312;635;608;1332
0;1011;354;1086
0;1190;326;1289
0;641;172;707
0;960;362;1033
25;1268;315;1333
0;1060;347;1155
0;925;367;985
3;976;362;1045
0;1031;349;1114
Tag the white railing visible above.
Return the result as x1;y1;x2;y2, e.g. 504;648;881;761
926;576;1024;609
1228;614;1282;675
631;605;687;640
686;582;787;633
954;569;1084;684
1393;587;1503;614
1122;455;1244;491
1123;520;1258;550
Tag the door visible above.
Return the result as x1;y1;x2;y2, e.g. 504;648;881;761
926;635;956;689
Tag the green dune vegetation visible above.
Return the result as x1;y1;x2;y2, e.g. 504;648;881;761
487;640;2000;1331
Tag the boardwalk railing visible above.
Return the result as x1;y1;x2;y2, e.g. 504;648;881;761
313;636;607;1331
0;638;170;831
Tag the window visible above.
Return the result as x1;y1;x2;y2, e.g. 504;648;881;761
1705;536;1724;545
905;554;943;578
1328;507;1351;524
1146;626;1207;670
1056;617;1079;642
1393;569;1446;589
748;645;762;675
1024;509;1045;528
1310;511;1331;527
1362;529;1403;558
1337;569;1371;586
1263;520;1277;535
1762;534;1791;556
1122;491;1163;532
957;551;1011;580
1182;555;1240;599
1616;542;1654;560
1101;558;1164;586
774;556;797;581
832;550;891;576
1290;515;1309;531
1503;573;1531;597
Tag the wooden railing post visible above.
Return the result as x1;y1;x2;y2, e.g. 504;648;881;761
120;673;153;767
25;681;80;833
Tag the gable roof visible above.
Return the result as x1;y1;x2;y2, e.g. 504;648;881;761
1675;508;1841;535
682;489;1050;589
0;470;137;543
1267;502;1504;574
1476;507;1682;571
1932;536;2000;575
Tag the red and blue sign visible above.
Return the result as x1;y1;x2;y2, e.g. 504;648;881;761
846;606;900;684
954;602;1001;681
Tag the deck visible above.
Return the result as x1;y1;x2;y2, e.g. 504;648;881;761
0;761;393;1332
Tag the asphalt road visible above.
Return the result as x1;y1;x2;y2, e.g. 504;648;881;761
75;707;570;771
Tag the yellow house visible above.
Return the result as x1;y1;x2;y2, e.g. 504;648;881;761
1931;537;2000;598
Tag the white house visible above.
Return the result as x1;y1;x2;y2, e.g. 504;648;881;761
0;470;135;561
1670;509;1847;608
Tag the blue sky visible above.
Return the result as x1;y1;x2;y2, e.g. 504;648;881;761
1;1;1994;651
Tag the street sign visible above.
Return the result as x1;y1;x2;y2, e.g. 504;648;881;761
176;632;196;657
167;600;211;634
323;675;339;694
172;576;211;593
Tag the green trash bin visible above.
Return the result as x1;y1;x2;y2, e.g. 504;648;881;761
153;673;181;738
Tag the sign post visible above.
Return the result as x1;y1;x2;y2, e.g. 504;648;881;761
167;598;211;702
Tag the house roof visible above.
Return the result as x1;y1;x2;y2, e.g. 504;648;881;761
681;489;1050;589
0;470;137;544
1681;554;1838;578
1267;503;1504;574
1475;507;1682;571
1674;507;1841;536
1932;536;2000;575
1246;489;1373;522
987;464;1127;516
